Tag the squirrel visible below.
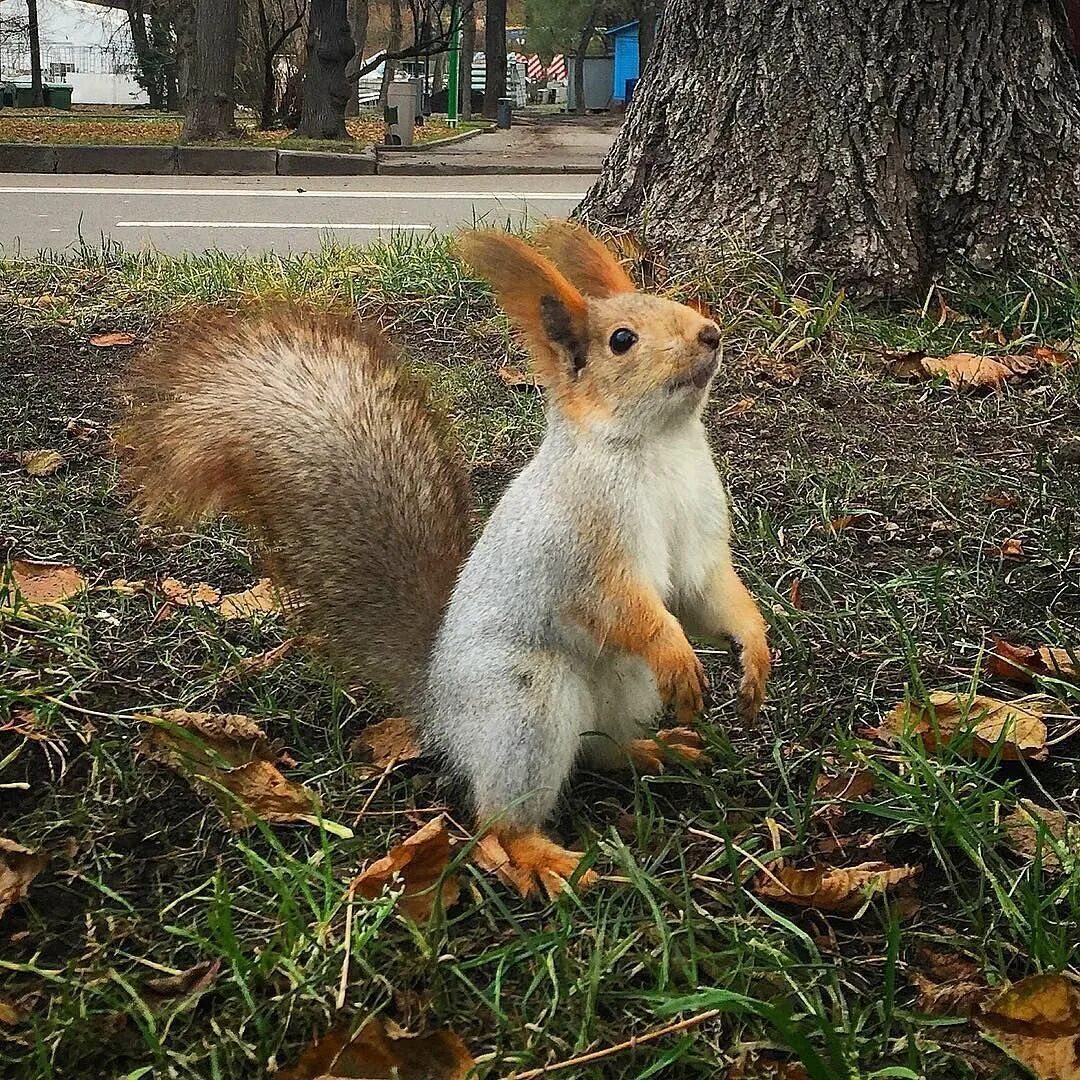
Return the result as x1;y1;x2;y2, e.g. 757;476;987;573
122;221;770;899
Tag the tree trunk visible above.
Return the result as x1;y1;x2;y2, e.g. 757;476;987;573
128;2;164;110
572;7;598;117
295;0;354;139
172;1;196;110
345;0;369;116
636;1;657;69
379;0;402;110
483;0;506;120
579;0;1080;296
27;0;43;107
151;11;179;111
182;0;241;140
460;0;476;120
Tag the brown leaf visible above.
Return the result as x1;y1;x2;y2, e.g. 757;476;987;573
882;690;1051;761
1030;345;1072;367
65;417;103;442
219;638;297;686
1002;800;1078;872
0;839;48;923
977;974;1080;1080
815;767;876;803
788;577;803;609
0;998;24;1026
826;513;872;534
352;817;459;922
892;351;1043;390
752;861;919;913
497;365;540;388
987;538;1025;559
17;449;65;476
159;577;221;608
350;716;422;769
89;331;136;348
218;578;280;620
3;560;87;606
279;1016;476;1080
138;710;318;831
141;959;220;1012
729;1052;811;1079
983;491;1021;509
911;972;989;1017
989;640;1080;686
109;577;148;596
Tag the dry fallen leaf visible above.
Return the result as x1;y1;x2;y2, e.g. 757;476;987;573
497;365;540;389
977;973;1080;1080
987;538;1025;559
141;959;220;1012
983;491;1022;509
989;640;1080;687
815;767;876;803
17;449;65;477
278;1015;476;1080
218;577;280;620
0;998;24;1026
3;560;87;606
890;351;1049;390
729;1052;811;1079
352;817;459;922
0;839;48;923
109;577;148;596
219;638;297;686
350;716;422;769
752;861;919;913
882;690;1051;761
1002;800;1078;873
159;577;221;608
88;330;137;348
826;513;872;534
137;709;322;831
911;971;989;1017
788;576;803;609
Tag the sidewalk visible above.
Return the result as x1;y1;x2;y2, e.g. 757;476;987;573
378;114;621;175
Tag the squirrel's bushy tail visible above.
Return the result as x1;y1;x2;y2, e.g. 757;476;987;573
122;305;472;710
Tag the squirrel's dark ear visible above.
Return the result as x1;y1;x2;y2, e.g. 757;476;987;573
455;230;589;380
532;220;636;298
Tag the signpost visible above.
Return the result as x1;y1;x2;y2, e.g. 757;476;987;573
446;1;461;126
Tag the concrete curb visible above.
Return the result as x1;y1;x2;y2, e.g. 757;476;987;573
374;124;492;154
0;139;598;176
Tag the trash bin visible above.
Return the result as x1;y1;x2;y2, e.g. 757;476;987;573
14;84;36;108
385;80;418;146
44;83;73;110
496;96;513;129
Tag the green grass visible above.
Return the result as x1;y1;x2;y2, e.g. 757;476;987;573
1;235;1079;1077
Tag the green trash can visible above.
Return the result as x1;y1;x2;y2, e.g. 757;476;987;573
44;84;73;110
14;84;35;108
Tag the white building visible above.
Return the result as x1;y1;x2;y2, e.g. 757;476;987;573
0;0;147;105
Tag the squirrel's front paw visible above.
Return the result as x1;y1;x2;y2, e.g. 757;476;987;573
474;828;598;900
737;636;771;720
652;635;708;723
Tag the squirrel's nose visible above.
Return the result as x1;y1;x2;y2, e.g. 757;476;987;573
698;324;720;350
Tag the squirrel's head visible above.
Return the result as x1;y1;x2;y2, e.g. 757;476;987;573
454;222;720;435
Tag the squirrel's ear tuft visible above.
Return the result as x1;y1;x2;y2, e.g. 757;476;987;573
532;220;637;299
455;230;589;378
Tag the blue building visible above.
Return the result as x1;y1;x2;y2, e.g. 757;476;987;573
604;20;640;105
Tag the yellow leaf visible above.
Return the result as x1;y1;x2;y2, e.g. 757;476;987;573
278;1016;476;1080
752;861;919;913
17;449;65;476
219;638;298;686
3;560;87;606
159;577;221;608
0;838;48;923
218;577;280;620
350;716;422;769
977;974;1080;1080
498;365;540;388
352;817;459;922
883;690;1051;761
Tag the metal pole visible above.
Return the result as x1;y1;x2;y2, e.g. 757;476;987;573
446;1;461;126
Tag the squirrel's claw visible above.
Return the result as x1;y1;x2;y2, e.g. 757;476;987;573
736;638;771;721
658;647;708;723
474;828;598;900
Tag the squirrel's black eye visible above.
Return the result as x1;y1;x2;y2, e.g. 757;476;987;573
609;328;638;355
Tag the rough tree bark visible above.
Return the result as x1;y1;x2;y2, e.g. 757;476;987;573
295;0;355;139
379;0;403;109
128;1;165;109
483;0;507;120
182;0;241;139
257;0;307;128
172;1;196;110
345;0;369;116
26;0;43;107
460;0;477;120
635;0;657;68
579;0;1080;295
572;2;600;116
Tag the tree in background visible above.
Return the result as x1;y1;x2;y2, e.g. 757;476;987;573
581;0;1080;295
344;0;370;115
459;0;476;119
294;0;354;138
482;0;506;119
378;0;402;106
127;1;178;111
524;0;618;114
182;0;241;138
26;0;42;107
631;0;659;67
254;0;308;128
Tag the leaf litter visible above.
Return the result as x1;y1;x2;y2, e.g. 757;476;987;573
2;560;87;606
0;839;48;922
752;861;919;914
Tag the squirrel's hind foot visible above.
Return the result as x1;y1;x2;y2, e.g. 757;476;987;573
627;726;712;774
475;827;598;899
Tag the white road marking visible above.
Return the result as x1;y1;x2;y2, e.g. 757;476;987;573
0;186;588;200
114;221;438;230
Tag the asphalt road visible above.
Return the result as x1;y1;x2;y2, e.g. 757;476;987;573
0;173;593;255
